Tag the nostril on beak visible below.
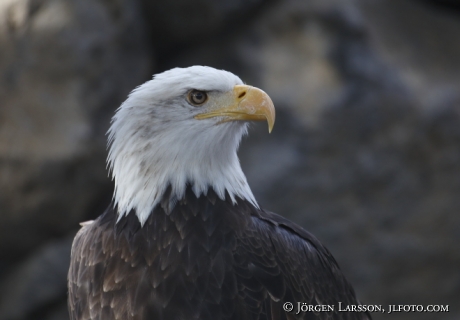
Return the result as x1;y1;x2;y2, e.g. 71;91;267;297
238;91;247;99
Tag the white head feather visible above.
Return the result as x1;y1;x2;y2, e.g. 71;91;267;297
107;66;258;225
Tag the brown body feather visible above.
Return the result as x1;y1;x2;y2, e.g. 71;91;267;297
68;187;370;320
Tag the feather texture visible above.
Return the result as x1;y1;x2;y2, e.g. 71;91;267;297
68;189;371;320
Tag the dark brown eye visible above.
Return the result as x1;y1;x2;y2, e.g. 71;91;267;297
188;90;208;105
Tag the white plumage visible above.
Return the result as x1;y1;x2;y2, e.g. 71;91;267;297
107;66;258;225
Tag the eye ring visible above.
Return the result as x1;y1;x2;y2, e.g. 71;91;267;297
188;90;208;106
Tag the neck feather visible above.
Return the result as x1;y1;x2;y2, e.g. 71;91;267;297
108;119;258;225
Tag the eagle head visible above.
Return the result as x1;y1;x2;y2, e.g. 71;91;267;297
107;66;275;224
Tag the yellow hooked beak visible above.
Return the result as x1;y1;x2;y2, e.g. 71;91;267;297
194;85;275;133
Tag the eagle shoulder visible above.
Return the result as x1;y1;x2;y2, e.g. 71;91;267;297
237;208;371;319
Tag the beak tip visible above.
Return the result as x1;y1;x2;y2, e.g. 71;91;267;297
268;113;275;133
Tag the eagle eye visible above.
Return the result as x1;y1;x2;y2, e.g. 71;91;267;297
188;90;208;106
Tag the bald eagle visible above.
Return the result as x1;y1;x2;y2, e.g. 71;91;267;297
68;66;370;320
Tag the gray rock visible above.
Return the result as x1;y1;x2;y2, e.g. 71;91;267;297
2;0;460;319
142;0;270;50
247;1;460;319
0;237;72;320
0;0;152;262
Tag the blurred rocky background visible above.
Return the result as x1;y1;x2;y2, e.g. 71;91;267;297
0;0;459;319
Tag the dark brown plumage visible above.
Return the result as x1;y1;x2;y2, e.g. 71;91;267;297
68;187;370;320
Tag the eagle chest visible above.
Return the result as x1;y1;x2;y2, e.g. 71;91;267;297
85;197;254;319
